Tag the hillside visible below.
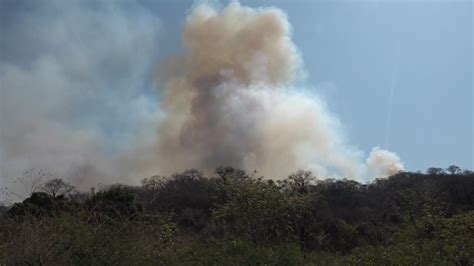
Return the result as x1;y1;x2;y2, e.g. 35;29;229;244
1;166;473;265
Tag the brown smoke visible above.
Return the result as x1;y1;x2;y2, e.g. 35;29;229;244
154;3;404;179
0;1;404;198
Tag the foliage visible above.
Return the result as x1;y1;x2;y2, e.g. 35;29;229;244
86;184;142;221
212;168;314;245
7;192;76;218
0;165;473;264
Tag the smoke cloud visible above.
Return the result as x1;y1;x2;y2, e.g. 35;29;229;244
366;147;404;178
1;1;403;197
154;3;404;180
0;0;162;193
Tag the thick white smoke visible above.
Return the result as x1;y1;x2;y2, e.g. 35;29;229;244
1;1;403;199
366;147;404;179
154;3;404;180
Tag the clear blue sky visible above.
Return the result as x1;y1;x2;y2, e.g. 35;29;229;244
139;0;473;171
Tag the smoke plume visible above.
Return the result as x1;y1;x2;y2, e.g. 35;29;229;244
154;3;404;180
0;0;162;192
366;147;404;178
1;1;404;198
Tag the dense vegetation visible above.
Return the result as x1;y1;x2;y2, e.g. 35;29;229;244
1;166;473;265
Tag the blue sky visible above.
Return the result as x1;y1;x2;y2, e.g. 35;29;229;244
139;0;473;171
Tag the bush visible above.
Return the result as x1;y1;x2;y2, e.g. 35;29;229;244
86;185;142;221
8;192;73;218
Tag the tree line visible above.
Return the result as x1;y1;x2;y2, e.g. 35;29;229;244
0;165;473;265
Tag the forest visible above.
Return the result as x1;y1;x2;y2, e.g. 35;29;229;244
0;165;473;265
